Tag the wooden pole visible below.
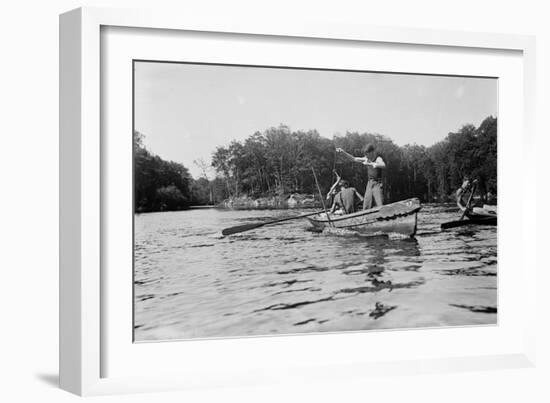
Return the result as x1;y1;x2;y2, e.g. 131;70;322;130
222;210;325;236
311;167;333;227
459;182;477;221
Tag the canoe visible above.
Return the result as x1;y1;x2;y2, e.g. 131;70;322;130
441;214;496;229
464;208;497;225
441;209;496;229
457;181;497;225
307;198;421;237
441;181;497;229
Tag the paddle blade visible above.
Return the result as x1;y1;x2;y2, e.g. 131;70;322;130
222;222;265;236
441;220;470;229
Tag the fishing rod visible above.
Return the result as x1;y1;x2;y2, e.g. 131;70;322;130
311;167;333;227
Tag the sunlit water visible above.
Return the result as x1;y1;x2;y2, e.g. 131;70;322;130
134;204;497;341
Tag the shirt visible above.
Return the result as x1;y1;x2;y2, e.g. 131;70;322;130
357;155;385;180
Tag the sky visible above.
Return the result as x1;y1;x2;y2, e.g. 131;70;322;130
134;61;497;179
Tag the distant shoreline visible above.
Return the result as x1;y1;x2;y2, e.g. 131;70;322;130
217;193;321;210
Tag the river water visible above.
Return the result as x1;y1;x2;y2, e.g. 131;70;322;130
134;204;497;341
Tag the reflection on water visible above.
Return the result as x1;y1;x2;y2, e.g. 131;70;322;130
134;204;497;341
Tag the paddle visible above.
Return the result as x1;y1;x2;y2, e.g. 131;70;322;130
221;210;325;236
441;182;479;230
458;182;477;222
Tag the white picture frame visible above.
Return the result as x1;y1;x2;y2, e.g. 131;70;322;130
60;6;537;396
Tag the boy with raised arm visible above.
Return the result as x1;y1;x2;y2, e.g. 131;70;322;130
336;143;386;210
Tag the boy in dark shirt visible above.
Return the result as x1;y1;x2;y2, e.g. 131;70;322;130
336;143;386;209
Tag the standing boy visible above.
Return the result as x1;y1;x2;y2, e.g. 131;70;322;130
336;143;386;209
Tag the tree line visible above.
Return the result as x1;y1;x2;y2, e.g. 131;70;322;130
210;116;497;203
134;116;496;212
134;131;229;212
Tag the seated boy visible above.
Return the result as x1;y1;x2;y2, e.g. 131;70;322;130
330;180;364;214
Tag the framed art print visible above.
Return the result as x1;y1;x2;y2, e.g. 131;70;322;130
132;60;498;342
60;7;537;396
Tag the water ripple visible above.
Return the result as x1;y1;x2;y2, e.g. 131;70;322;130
134;204;497;340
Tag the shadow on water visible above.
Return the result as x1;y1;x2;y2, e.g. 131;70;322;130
336;236;421;274
275;265;333;275
370;302;398;319
327;233;420;255
456;229;478;237
263;279;313;288
272;286;322;296
439;268;497;277
337;278;425;295
253;296;336;312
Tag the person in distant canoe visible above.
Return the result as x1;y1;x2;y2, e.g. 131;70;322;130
456;177;475;210
329;179;364;214
336;143;386;209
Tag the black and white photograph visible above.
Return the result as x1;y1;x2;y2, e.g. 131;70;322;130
133;61;498;341
6;0;550;399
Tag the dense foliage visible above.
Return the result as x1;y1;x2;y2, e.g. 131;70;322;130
134;131;193;212
134;131;229;212
134;116;497;212
210;116;497;203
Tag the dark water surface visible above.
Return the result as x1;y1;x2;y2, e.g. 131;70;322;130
134;204;497;341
